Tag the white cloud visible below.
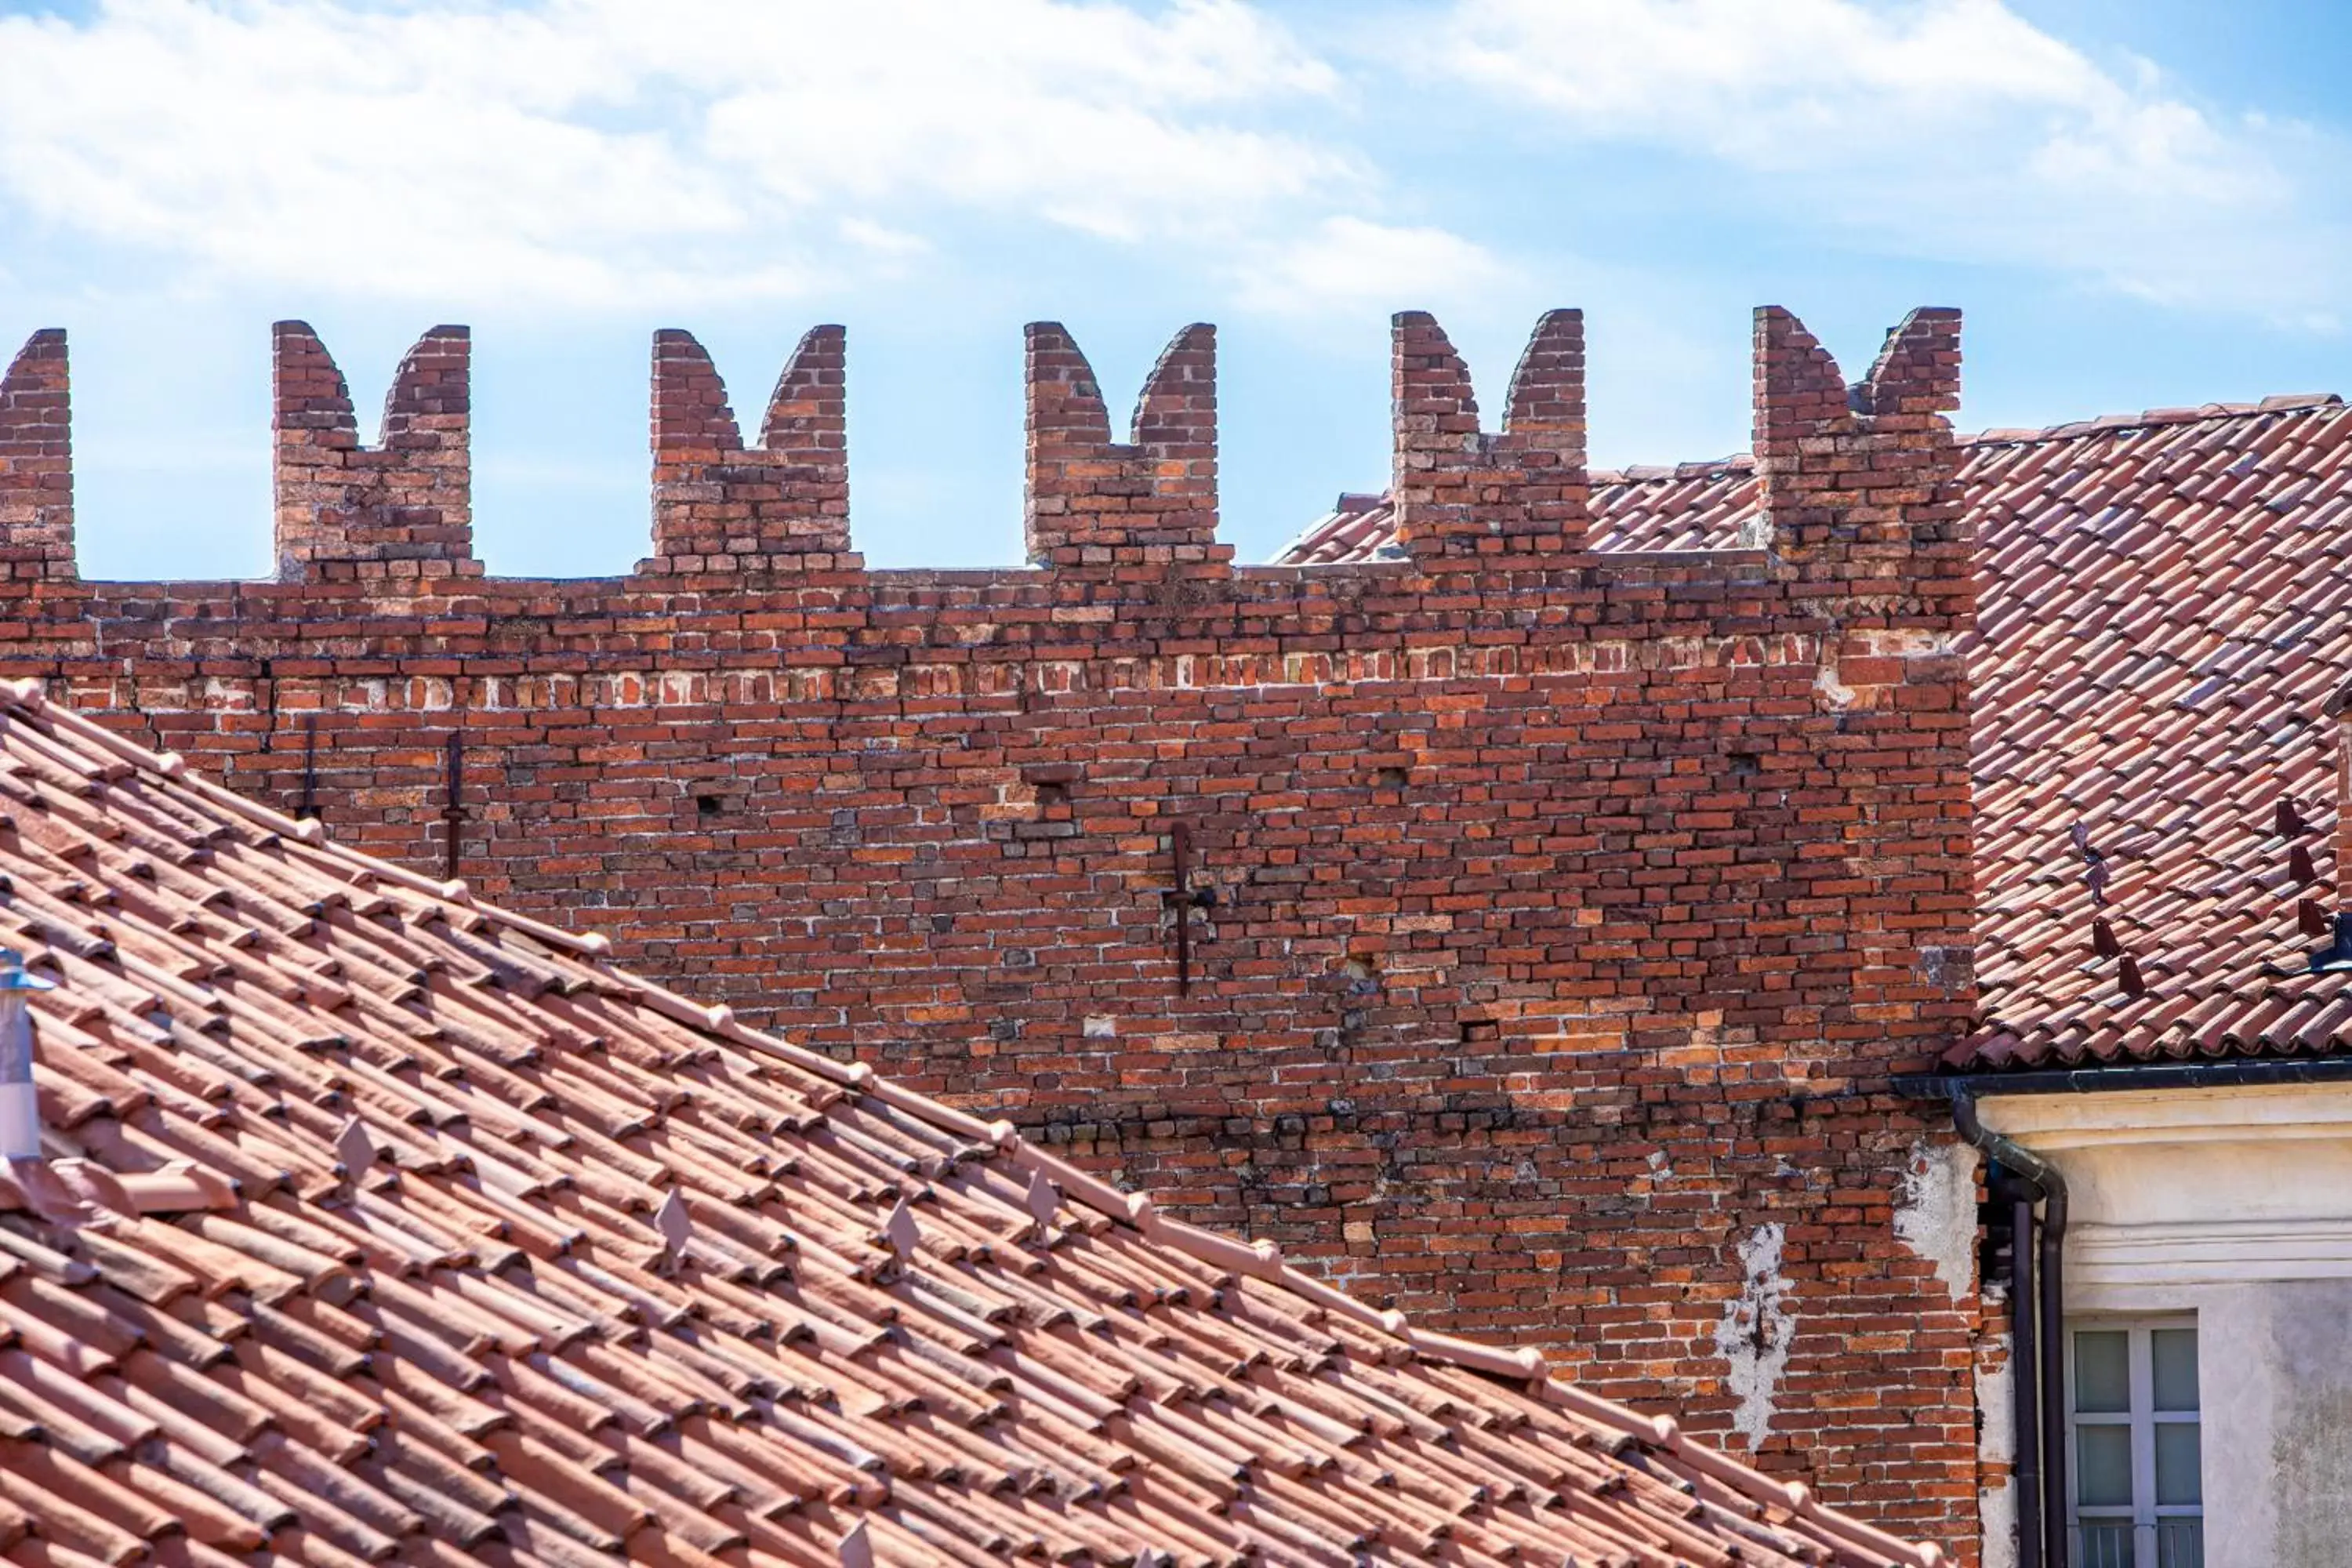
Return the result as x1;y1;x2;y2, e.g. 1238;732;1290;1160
0;0;1366;306
5;0;2338;331
1232;216;1511;315
1428;0;2350;323
1440;0;2102;158
835;219;931;260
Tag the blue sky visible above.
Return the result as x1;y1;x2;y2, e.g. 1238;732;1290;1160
2;0;2347;579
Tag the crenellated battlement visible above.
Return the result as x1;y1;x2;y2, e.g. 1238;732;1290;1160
273;321;477;583
0;303;1979;1545
650;325;855;574
1024;321;1225;572
0;329;74;583
1391;308;1589;563
0;304;1962;598
1752;306;1969;622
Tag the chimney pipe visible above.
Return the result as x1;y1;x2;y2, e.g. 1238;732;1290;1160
0;948;57;1161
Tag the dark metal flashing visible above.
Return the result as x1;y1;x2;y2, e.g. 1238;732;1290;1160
1893;1053;2352;1100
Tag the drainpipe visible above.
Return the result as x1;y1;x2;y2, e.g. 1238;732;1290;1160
1985;1166;2041;1568
1949;1087;2071;1568
2036;1146;2068;1568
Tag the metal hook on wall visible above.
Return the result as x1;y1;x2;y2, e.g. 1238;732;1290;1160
298;714;321;824
442;732;466;880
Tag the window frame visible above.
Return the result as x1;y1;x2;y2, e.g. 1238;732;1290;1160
2064;1315;2203;1568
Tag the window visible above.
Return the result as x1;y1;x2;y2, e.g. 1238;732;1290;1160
2068;1319;2202;1568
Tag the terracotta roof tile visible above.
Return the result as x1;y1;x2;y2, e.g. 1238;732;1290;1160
1965;398;2352;1069
1276;399;2352;1072
1279;459;1762;566
0;684;1942;1566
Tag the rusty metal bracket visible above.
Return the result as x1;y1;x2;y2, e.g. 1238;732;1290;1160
1160;822;1218;995
441;732;466;880
298;715;320;823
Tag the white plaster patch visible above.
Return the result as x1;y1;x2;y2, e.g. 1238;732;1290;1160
1082;1015;1116;1040
1976;1334;2015;1465
1976;1331;2019;1568
1857;628;1963;658
1813;665;1856;709
1711;1222;1796;1451
1894;1138;1980;1303
1978;1475;2020;1568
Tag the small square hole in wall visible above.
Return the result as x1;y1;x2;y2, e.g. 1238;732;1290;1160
1036;781;1070;808
1374;766;1410;789
1729;752;1762;776
1459;1018;1499;1044
695;793;724;818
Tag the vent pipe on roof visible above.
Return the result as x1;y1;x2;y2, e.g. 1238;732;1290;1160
2117;953;2146;997
0;948;56;1161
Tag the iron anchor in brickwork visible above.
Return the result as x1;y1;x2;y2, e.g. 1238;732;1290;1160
1161;821;1219;996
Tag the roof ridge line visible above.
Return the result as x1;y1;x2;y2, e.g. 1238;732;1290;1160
5;681;889;1083
1962;391;2343;447
1557;392;2348;482
5;679;942;1120
8;679;617;964
1595;456;1757;484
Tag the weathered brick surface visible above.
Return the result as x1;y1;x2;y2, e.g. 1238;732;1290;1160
0;308;1985;1556
0;329;74;582
1024;321;1229;569
1393;308;1589;559
273;321;479;583
649;324;858;573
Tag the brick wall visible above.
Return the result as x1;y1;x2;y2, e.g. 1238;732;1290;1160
0;307;1984;1554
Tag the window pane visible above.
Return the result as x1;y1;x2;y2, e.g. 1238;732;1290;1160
2157;1421;2203;1505
2074;1330;2130;1413
2078;1423;2134;1506
2153;1329;2199;1411
2158;1518;2205;1568
2080;1521;2135;1568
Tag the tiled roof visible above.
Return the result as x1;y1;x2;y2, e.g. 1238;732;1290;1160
1276;461;1761;565
1272;397;2352;1072
0;684;1944;1567
1966;397;2352;1070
